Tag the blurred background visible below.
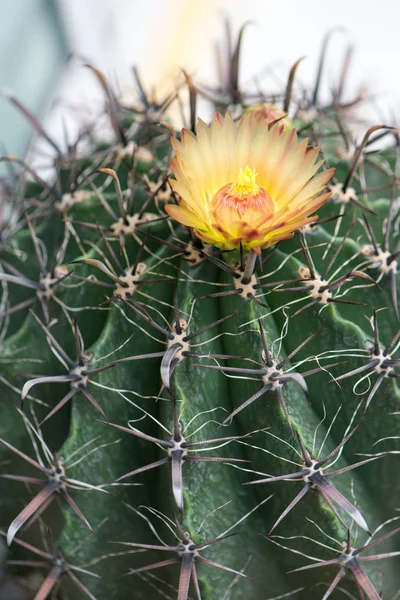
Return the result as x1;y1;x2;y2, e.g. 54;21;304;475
1;0;400;160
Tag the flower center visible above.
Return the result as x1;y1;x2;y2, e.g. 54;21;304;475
230;166;260;199
210;166;273;221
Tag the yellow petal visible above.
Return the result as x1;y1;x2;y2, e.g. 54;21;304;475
165;204;206;229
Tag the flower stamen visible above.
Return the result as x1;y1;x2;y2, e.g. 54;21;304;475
230;166;260;198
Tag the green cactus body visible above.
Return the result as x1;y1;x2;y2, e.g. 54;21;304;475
1;30;400;600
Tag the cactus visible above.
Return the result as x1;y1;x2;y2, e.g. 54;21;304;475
1;26;400;600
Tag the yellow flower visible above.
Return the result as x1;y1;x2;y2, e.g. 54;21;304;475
165;112;334;252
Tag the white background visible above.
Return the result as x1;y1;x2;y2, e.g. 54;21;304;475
47;0;400;140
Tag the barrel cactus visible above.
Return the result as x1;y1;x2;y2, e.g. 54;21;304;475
1;26;400;600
